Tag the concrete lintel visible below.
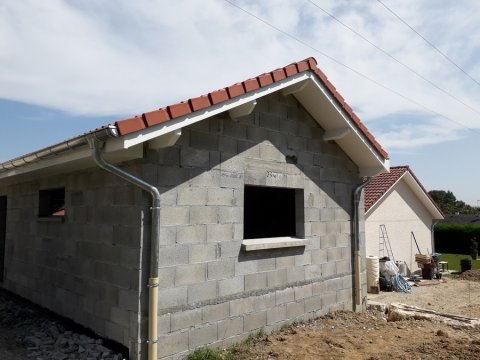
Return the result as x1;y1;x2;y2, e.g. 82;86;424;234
241;237;309;251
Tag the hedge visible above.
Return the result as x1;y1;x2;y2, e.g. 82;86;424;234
434;224;480;254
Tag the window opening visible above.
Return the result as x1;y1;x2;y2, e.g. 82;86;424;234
39;188;65;217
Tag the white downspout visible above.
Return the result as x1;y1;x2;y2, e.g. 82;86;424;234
87;137;160;360
352;177;371;312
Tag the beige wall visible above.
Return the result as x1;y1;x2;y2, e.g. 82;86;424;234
365;179;434;273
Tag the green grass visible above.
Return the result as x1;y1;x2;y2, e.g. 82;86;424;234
185;328;267;360
439;253;480;271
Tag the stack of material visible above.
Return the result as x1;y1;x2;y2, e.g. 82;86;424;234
415;254;430;268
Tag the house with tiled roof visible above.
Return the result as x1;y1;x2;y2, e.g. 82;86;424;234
0;57;389;360
364;166;444;273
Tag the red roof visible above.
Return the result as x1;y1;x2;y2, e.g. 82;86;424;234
114;57;389;160
364;166;408;212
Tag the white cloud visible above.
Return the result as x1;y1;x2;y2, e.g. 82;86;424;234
1;0;480;154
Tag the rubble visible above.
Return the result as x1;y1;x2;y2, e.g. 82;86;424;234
0;292;126;360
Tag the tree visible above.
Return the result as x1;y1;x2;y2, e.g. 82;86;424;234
429;190;479;215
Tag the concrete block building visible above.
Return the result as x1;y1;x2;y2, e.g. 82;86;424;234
0;57;389;359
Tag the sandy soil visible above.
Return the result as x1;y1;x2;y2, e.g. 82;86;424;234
232;271;480;360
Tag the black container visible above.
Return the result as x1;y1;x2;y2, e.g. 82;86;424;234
422;263;433;280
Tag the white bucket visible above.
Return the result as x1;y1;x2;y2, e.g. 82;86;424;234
366;255;380;293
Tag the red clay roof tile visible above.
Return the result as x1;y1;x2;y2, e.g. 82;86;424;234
143;109;170;127
111;57;388;160
116;117;146;135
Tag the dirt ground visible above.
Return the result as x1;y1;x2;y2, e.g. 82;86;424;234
2;272;480;359
233;271;480;360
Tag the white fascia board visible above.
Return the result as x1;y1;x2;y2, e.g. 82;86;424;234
403;172;444;219
107;73;312;152
307;76;389;175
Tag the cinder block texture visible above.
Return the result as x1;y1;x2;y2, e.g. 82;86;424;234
0;92;365;360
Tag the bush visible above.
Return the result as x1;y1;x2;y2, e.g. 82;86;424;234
434;224;480;254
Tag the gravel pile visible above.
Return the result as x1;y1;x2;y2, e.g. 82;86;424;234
458;269;480;282
0;292;126;360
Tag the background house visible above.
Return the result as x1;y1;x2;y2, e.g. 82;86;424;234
0;58;389;359
364;166;444;273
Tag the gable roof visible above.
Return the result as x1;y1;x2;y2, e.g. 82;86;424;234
365;165;444;219
0;57;389;180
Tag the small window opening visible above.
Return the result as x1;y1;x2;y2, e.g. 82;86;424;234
39;188;65;217
244;185;304;239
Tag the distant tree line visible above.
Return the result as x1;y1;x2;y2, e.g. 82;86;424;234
429;190;479;215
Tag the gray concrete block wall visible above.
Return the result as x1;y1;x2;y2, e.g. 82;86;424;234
0;164;146;358
144;92;365;358
0;90;369;360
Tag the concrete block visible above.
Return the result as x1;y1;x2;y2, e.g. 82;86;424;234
159;226;176;247
155;146;180;166
311;222;326;236
276;256;295;269
218;206;242;224
266;269;287;288
175;263;206;286
219;171;244;189
335;259;351;275
176;225;207;244
157;313;172;335
286;301;305;319
259;143;284;162
207;259;235;280
189;243;218;263
219;240;241;258
275;288;294;305
181;148;210;168
257;257;276;272
295;252;312;266
267;305;287;325
321;261;336;278
105;320;126;344
218;276;244;297
158;267;176;288
244;311;267;332
327;247;342;262
259;112;280;131
286;267;305;283
118;289;139;311
158;331;189;359
188;280;217;305
247;126;268;143
160;207;189;226
218;136;238;154
157;167;190;186
305;264;322;280
171;308;202;332
189;323;218;349
235;259;258;275
304;295;322;313
312;281;326;296
217;317;244;339
294;284;313;301
337;288;352;303
189;169;221;187
244;272;267;292
326;278;342;293
321;234;337;249
159;245;189;267
207;188;235;206
207;224;233;243
220;153;245;173
311;249;327;264
158;287;188;309
237;140;260;159
177;187;208;206
190;130;219;151
321;292;337;309
189;206;217;225
202;302;230;323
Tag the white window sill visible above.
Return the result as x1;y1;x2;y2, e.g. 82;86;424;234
241;237;309;251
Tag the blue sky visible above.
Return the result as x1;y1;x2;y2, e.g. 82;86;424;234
0;0;479;206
